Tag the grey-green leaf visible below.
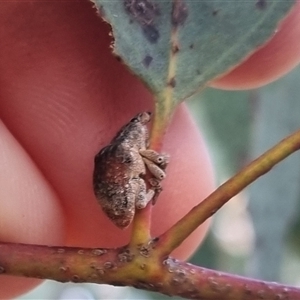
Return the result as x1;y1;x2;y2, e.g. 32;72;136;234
92;0;295;108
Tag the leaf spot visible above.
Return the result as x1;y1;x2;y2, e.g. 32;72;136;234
142;25;160;43
143;55;153;68
124;0;160;26
172;0;188;27
168;77;177;88
256;0;267;10
124;0;160;43
189;43;194;49
212;9;220;16
98;5;106;18
172;44;180;54
115;55;123;63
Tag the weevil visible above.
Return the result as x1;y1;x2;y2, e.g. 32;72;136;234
93;112;168;228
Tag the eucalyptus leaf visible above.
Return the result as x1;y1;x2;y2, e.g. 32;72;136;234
93;0;295;112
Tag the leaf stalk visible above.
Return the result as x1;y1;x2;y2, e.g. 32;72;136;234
156;129;300;256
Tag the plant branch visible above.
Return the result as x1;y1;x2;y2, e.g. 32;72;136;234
130;205;152;246
0;242;300;299
156;129;300;256
150;96;176;149
130;101;176;246
4;127;299;299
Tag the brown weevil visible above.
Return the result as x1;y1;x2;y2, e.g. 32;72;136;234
93;112;169;228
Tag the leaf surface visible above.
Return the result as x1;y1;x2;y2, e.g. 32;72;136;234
93;0;295;111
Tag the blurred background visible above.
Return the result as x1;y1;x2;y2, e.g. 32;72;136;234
19;65;300;299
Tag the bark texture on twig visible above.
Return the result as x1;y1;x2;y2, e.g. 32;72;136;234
0;242;300;300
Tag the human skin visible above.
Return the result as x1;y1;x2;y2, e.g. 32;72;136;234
0;1;214;298
1;0;299;298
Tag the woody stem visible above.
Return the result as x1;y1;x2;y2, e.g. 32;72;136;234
155;129;300;256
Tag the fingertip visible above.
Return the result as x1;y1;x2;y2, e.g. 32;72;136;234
0;121;65;244
0;121;65;297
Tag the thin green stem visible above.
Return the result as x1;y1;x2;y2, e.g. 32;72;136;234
130;99;176;246
156;129;300;256
130;205;152;246
150;96;176;149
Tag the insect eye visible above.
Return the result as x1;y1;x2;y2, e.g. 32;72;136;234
157;156;164;163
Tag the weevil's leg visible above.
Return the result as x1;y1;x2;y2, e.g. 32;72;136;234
142;157;166;180
139;149;169;168
135;178;155;209
148;178;163;205
139;150;169;205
